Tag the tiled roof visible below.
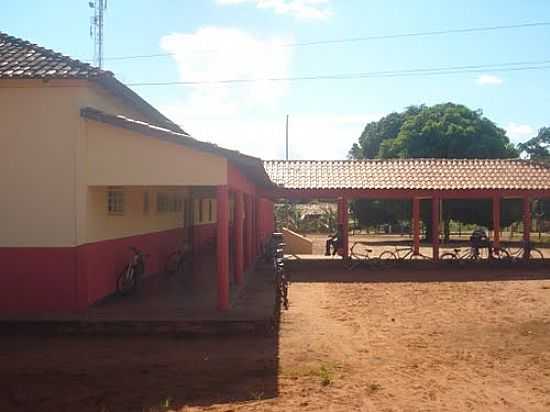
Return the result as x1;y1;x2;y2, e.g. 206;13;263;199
81;108;274;187
0;31;108;79
263;159;550;191
0;31;183;132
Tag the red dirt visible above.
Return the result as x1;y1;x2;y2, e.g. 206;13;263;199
2;267;550;411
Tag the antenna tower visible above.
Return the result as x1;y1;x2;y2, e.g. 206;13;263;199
89;0;107;68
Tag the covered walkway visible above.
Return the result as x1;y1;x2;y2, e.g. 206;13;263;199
264;158;550;261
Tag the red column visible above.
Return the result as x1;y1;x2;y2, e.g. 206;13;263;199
234;191;244;285
251;196;256;260
432;196;440;260
216;186;230;311
523;196;531;243
412;197;420;255
492;195;501;248
243;195;250;269
337;197;349;257
255;196;262;255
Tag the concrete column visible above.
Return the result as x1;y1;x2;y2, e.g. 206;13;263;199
412;197;420;255
492;195;501;248
523;196;531;243
234;191;244;285
337;197;349;257
255;196;262;256
216;186;230;311
432;196;440;261
243;194;250;269
251;196;256;260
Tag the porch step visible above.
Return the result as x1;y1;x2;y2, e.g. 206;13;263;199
0;318;277;337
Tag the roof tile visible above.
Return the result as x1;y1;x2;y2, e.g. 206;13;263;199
0;31;108;80
263;159;550;191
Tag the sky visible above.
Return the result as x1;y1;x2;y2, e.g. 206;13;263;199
2;0;550;160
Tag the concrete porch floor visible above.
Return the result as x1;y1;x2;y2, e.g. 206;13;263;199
0;256;277;336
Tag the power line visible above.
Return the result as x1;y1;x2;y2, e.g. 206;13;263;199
124;59;550;87
92;21;550;62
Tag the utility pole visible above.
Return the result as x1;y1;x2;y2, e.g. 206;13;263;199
285;114;289;160
89;0;107;68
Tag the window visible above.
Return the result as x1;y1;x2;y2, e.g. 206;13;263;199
198;199;204;223
143;191;149;215
107;189;125;215
157;192;171;213
184;198;192;226
174;196;183;213
208;199;213;222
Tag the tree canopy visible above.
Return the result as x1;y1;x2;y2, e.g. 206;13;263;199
348;103;521;237
349;103;517;160
518;127;550;160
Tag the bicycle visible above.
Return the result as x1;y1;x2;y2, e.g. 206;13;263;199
165;246;192;277
117;247;149;295
503;240;544;262
378;245;430;266
344;241;378;270
271;237;289;310
440;243;509;263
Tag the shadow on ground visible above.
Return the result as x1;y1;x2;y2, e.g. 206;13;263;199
0;263;281;412
0;320;280;411
288;263;550;284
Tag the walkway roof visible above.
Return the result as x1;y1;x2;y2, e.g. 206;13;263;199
263;159;550;191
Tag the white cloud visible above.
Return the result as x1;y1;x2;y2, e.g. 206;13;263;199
505;122;535;142
161;27;292;108
477;74;503;86
216;0;332;20
160;108;383;160
158;26;378;160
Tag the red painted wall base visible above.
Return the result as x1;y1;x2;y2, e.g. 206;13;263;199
0;228;187;314
0;247;78;313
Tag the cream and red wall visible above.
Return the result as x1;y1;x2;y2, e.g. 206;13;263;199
0;79;234;313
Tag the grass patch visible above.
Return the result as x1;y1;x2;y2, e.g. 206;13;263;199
319;365;333;386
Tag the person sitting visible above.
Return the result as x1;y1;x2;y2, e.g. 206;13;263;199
325;224;343;256
470;227;490;257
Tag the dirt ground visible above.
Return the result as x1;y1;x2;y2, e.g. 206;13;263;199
2;268;550;411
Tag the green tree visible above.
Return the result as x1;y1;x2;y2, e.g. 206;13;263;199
518;127;550;160
349;103;519;240
349;106;424;159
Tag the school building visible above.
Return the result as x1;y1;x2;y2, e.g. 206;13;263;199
0;32;275;314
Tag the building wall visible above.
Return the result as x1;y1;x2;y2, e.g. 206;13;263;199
86;186;189;243
0;80;81;247
83;120;227;187
0;78;272;314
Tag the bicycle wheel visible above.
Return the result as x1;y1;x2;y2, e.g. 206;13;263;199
281;280;289;310
492;247;511;261
440;252;458;264
410;253;430;261
117;265;136;295
378;250;397;267
528;248;544;260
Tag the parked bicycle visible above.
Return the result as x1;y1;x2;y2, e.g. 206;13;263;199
165;245;192;277
440;243;509;263
270;234;289;310
503;240;544;262
344;241;378;270
378;245;430;266
117;247;149;295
